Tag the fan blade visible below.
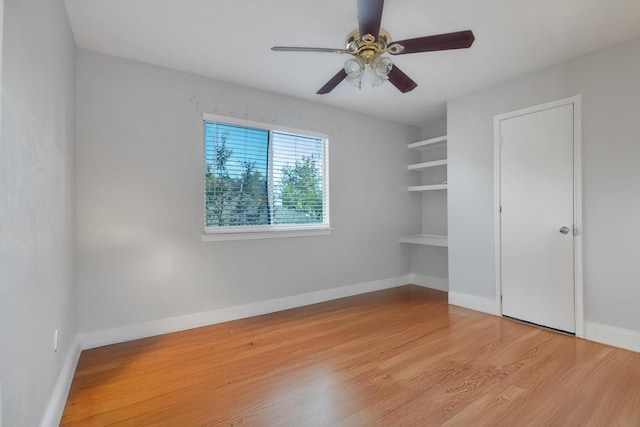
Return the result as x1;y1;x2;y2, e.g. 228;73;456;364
317;69;348;94
358;0;384;41
388;65;417;93
272;46;350;54
388;30;475;55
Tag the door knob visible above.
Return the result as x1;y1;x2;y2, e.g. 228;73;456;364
559;226;571;234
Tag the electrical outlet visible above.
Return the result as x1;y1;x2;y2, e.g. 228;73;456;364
53;330;58;352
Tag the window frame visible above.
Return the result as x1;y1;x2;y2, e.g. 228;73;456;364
201;113;331;241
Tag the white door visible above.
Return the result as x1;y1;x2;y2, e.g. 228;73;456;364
499;103;575;333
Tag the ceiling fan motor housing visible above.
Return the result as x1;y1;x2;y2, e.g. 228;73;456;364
346;29;390;63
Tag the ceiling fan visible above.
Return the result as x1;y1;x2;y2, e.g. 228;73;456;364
272;0;475;94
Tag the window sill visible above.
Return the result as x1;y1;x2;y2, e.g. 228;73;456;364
201;227;332;242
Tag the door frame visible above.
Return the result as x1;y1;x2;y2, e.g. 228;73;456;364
493;95;583;337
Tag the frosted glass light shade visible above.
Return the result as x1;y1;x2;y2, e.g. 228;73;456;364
344;57;365;89
371;56;393;87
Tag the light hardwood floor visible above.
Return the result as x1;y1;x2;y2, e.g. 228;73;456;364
61;286;640;426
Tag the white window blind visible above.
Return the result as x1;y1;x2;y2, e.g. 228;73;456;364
203;114;330;237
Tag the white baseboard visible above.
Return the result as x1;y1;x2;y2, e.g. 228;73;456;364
79;274;411;350
409;274;448;292
448;291;501;316
40;335;82;427
584;321;640;353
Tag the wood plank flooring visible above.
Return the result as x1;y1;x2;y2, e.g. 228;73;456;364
61;286;640;426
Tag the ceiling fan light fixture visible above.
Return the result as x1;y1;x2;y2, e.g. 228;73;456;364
371;56;393;86
344;57;365;89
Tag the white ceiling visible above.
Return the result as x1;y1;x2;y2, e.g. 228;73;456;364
64;0;640;127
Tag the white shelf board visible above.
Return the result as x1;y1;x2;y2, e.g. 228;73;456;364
408;159;447;171
408;184;447;192
399;234;448;247
407;135;447;150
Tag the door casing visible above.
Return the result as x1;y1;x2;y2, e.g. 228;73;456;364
493;95;583;337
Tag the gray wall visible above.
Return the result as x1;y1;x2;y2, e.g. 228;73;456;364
0;0;77;425
448;37;640;332
75;50;421;333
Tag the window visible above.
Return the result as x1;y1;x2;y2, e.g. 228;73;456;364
203;114;330;240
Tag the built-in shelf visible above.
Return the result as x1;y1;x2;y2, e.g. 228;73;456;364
408;159;447;171
408;184;447;192
399;234;448;247
407;135;447;150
